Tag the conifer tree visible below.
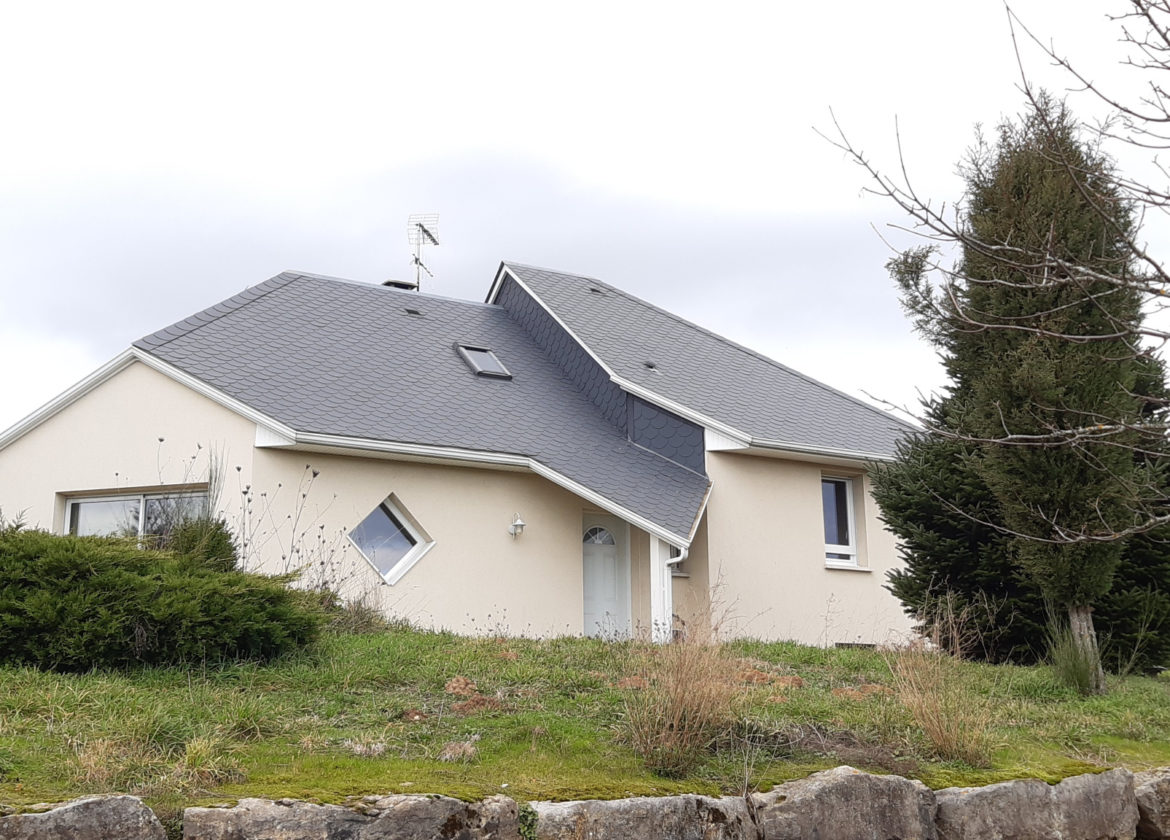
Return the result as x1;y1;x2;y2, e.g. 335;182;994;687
880;97;1161;692
874;369;1170;672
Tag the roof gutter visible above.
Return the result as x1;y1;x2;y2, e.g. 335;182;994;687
279;432;695;549
745;438;899;464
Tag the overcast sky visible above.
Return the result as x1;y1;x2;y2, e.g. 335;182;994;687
1;1;1161;432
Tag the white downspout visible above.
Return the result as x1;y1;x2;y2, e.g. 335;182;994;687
650;539;687;643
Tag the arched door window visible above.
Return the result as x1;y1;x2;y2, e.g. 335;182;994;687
583;526;616;546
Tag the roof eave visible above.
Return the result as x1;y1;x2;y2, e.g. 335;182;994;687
743;438;898;465
0;349;139;452
266;431;696;548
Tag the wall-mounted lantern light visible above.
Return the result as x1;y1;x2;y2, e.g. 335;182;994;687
508;513;526;539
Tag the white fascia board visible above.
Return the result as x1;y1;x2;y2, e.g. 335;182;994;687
527;460;690;549
484;263;511;304
610;375;751;446
492;267;620;379
255;425;296;447
273;430;691;546
289;432;532;469
746;438;896;464
0;349;139;451
704;427;750;452
132;350;297;440
0;347;294;453
685;481;714;544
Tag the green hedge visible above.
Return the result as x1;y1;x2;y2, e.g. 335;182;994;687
0;528;323;670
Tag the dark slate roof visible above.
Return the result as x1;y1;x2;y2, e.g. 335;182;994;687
134;272;709;540
502;263;911;458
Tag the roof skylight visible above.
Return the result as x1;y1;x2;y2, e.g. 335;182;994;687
456;344;512;379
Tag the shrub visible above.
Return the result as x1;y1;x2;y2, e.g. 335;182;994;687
168;516;238;573
0;528;323;671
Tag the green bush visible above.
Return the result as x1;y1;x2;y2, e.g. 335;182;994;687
168;516;238;573
0;529;323;671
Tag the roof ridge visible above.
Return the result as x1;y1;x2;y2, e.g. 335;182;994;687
134;272;303;352
301;271;502;308
507;263;915;433
135;272;507;357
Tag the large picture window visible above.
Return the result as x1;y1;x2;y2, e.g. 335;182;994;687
821;476;856;565
67;489;209;540
348;495;434;585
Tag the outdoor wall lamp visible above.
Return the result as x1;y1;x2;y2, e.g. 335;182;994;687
508;513;526;539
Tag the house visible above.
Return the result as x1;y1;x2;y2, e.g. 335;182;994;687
0;263;914;644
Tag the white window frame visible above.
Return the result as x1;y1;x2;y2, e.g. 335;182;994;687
347;494;435;585
64;487;209;539
822;475;857;568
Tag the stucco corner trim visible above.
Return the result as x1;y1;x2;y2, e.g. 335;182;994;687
255;425;296;447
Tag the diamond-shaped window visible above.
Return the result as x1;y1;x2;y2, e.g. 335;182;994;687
348;495;434;584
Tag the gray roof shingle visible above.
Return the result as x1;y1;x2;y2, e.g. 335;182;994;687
134;272;709;540
501;263;911;458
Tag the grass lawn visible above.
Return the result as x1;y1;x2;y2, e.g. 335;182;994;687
1;625;1169;818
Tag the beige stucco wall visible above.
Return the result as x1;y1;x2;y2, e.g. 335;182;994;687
703;451;912;645
248;448;613;636
0;361;256;532
671;516;711;636
0;360;663;638
0;360;910;646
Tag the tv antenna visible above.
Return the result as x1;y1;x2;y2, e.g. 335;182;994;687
407;213;440;291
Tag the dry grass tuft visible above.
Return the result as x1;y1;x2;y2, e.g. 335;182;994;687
738;667;774;684
342;738;387;757
883;594;995;767
444;676;477;696
620;619;740;778
437;734;480;763
452;694;502;715
72;734;242;796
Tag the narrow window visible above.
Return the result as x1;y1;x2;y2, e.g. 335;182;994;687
456;344;512;379
348;495;434;584
821;476;856;565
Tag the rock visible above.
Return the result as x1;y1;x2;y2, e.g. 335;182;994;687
181;793;518;839
531;793;751;840
0;795;165;840
1137;768;1170;839
934;768;1137;840
749;765;936;840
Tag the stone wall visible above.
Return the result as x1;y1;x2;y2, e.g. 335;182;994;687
3;765;1170;840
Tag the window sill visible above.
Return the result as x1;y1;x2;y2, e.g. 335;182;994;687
824;561;870;573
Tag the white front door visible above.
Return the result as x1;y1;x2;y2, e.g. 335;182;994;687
582;514;631;638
